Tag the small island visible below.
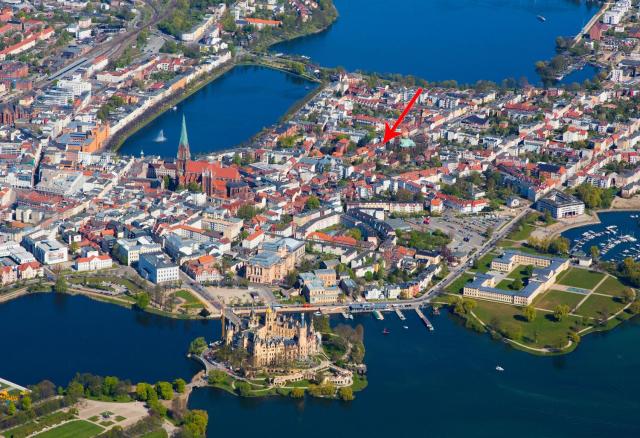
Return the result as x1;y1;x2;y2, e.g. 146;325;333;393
191;308;367;401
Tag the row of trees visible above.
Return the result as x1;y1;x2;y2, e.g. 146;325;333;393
607;257;640;288
0;386;76;431
573;184;616;209
397;229;451;251
67;373;132;402
1;374;207;437
526;236;570;255
97;95;126;122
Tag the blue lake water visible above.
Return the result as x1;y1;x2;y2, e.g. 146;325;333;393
559;64;600;86
117;0;600;158
274;0;598;84
563;211;640;262
190;309;640;437
2;293;637;437
118;65;316;158
0;293;215;385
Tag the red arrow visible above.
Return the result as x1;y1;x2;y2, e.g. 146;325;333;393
382;87;423;144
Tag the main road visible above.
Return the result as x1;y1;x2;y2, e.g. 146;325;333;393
222;207;533;317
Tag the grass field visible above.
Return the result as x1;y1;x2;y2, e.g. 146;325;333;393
497;240;517;248
445;273;474;294
34;420;104;438
507;223;535;241
557;268;605;290
175;290;203;308
575;294;622;320
506;265;532;282
472;299;581;348
535;289;585;311
470;253;497;273
594;276;629;297
496;279;518;291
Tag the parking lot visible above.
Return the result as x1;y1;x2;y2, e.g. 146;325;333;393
204;285;276;307
428;211;511;258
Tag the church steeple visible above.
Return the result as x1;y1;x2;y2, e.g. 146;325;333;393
176;115;191;179
179;115;190;157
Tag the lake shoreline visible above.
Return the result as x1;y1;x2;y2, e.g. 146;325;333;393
107;3;338;155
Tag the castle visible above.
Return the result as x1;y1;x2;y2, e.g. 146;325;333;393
223;308;321;368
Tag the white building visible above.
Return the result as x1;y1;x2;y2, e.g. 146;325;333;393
33;239;68;265
115;237;162;265
536;190;585;219
75;254;113;271
138;253;179;284
58;74;92;96
242;229;265;250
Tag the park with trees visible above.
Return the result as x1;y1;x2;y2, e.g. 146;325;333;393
0;373;207;437
440;260;639;355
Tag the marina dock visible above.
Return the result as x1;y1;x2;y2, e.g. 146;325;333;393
415;307;434;331
395;308;406;320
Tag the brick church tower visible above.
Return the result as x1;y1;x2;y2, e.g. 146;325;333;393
176;115;191;183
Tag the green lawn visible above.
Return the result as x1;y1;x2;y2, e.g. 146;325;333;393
507;223;535;241
175;289;200;304
445;273;474;294
175;290;204;309
34;420;104;438
473;299;580;349
497;240;517;248
575;294;623;320
496;279;518;291
4;410;76;438
534;290;584;311
557;268;605;290
507;265;533;282
470;253;497;273
594;276;629;297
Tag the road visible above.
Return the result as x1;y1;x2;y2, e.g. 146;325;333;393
574;2;611;44
38;207;530;320
1;0;175;105
178;270;223;315
218;207;534;317
424;207;531;299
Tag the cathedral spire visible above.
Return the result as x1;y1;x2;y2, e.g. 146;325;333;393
178;115;190;160
176;115;191;179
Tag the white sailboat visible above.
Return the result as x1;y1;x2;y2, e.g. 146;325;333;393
154;129;167;142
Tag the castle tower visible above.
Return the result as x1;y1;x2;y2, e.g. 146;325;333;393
176;115;191;180
265;306;277;327
298;313;308;357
